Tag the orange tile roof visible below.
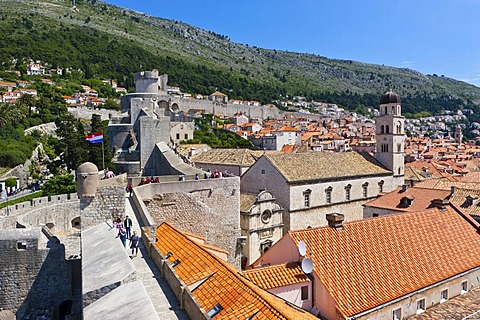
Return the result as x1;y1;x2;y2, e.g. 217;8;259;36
364;186;451;212
243;262;309;290
289;205;480;318
415;178;480;191
155;223;317;319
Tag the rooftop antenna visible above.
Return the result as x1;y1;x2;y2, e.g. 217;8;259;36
301;257;314;274
298;240;307;257
298;240;313;274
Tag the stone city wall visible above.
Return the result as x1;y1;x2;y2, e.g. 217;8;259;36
167;96;281;119
80;185;126;230
133;177;241;268
144;229;207;320
0;229;72;319
0;193;79;229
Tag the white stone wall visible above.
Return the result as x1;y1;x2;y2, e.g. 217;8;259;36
240;191;283;265
170;122;194;145
134;178;241;268
289;175;394;212
363;206;402;219
240;157;291;225
241;156;396;231
357;268;480;320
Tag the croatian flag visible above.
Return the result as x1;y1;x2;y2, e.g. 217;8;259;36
86;132;104;144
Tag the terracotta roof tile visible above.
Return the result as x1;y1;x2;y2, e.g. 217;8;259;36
289;205;480;317
190;148;264;166
449;187;480;217
243;262;309;290
364;186;451;212
265;151;390;183
155;223;317;319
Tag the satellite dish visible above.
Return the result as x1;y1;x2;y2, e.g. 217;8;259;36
298;240;307;257
301;258;314;274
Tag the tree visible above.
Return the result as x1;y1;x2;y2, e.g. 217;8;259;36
55;114;88;171
16;93;36;117
41;174;76;196
5;177;17;190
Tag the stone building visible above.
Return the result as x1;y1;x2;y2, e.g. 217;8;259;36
240;190;283;267
107;70;281;177
241;151;394;231
251;204;480;320
241;91;405;231
170;121;194;145
190;148;265;176
0;162;128;319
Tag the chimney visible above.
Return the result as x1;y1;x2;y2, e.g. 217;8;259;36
326;213;344;230
450;186;455;195
401;184;408;192
431;198;447;211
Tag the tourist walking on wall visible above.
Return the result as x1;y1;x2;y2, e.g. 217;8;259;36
124;215;133;239
126;183;133;197
130;230;140;257
116;227;127;247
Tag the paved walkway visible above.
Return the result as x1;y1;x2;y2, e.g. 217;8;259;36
124;195;189;320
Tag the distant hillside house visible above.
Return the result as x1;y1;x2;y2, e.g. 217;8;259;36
169;122;194;145
26;63;45;75
208;91;228;103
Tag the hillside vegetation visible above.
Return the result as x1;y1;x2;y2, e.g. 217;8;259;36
0;0;480;116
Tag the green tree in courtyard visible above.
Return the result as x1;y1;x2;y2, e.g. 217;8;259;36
41;174;76;196
55;114;88;171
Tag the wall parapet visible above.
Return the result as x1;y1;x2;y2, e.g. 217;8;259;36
0;193;79;217
143;229;208;320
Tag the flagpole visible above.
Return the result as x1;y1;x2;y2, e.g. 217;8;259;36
102;137;105;170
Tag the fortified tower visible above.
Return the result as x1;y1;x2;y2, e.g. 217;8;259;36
375;91;405;187
134;69;168;94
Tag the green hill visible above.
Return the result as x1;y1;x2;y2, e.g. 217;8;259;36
1;0;479;116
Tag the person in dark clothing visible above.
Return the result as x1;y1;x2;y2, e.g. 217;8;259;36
130;230;140;257
124;215;133;239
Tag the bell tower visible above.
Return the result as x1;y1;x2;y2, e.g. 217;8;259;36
375;91;405;187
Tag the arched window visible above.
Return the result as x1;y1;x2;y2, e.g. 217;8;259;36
362;182;369;198
325;186;333;204
398;167;402;175
392;106;395;114
345;184;352;201
384;106;388;114
380;125;385;134
386;125;390;133
378;180;384;193
303;189;312;207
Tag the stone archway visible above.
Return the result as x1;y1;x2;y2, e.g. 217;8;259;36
71;217;81;229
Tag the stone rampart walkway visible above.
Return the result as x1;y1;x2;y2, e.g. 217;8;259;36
124;195;189;320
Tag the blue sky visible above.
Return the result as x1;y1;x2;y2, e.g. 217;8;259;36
104;0;480;87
